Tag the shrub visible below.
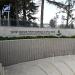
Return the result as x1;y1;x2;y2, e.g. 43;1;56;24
0;35;75;41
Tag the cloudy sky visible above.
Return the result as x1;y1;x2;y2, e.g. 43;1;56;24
35;0;58;24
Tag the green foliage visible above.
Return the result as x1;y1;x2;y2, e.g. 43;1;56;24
0;36;58;40
19;0;38;26
47;0;75;28
70;35;75;38
0;35;75;40
49;19;56;28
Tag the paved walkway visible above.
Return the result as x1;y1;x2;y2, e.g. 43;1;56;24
4;55;75;75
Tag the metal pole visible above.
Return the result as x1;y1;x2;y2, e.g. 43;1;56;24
0;11;1;26
8;12;10;26
40;0;44;28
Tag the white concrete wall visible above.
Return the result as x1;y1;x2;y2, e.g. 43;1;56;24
0;38;75;66
0;26;75;37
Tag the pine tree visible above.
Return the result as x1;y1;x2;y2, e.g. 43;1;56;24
21;0;38;27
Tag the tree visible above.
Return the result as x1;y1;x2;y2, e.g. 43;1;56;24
49;18;56;28
21;0;38;27
59;24;65;28
46;0;75;28
69;23;74;28
0;0;38;27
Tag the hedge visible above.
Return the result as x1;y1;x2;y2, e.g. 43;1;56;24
0;35;75;40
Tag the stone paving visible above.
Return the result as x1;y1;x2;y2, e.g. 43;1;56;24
4;55;75;75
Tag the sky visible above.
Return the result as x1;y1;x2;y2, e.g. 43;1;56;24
34;0;69;25
35;0;58;24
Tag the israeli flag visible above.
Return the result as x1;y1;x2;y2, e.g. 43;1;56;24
2;5;10;14
3;5;10;11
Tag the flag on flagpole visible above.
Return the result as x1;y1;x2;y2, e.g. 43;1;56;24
2;5;10;14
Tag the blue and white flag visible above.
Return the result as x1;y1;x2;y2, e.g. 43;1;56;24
2;5;10;14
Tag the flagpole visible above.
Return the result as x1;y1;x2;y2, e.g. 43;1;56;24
2;4;10;26
0;11;1;26
8;11;10;26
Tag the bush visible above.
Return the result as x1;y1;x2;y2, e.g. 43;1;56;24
70;35;75;38
0;35;75;41
0;36;57;40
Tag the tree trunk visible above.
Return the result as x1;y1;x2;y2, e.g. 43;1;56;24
16;10;19;26
15;0;19;26
22;1;27;26
22;0;26;21
23;9;26;21
66;10;69;28
66;0;71;28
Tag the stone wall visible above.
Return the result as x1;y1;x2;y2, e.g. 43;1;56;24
0;26;75;37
